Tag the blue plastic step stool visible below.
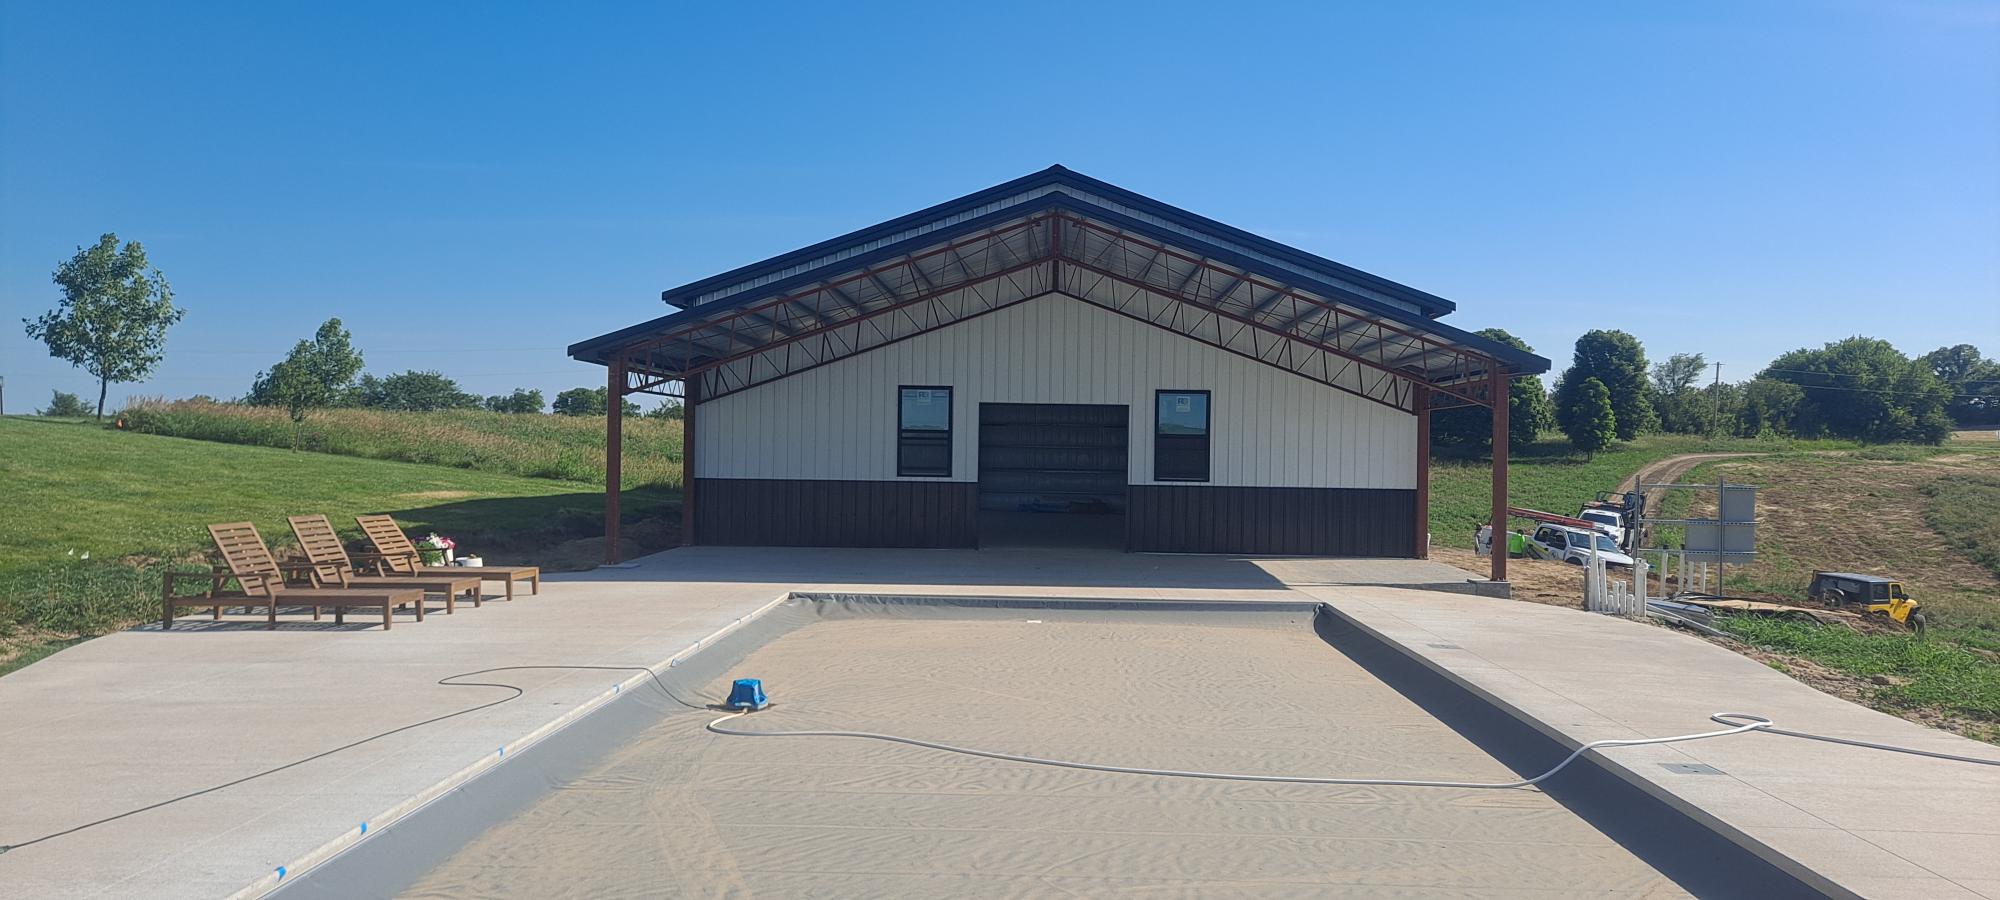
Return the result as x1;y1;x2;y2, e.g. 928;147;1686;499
726;678;768;711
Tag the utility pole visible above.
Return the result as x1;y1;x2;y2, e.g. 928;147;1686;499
1711;362;1723;434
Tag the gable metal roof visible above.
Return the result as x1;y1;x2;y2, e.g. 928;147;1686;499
571;178;1549;415
658;165;1457;318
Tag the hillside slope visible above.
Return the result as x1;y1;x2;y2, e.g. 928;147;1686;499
119;399;683;486
0;418;676;674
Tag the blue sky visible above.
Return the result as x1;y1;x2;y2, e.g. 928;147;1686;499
3;1;1995;413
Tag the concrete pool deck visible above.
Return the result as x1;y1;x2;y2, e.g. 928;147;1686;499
1310;587;2000;899
0;546;1994;898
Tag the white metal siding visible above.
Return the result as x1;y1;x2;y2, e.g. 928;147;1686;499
694;293;1415;489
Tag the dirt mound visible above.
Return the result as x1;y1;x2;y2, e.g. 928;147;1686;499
1430;546;1586;607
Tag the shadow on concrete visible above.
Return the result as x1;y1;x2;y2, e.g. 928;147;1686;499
370;494;1485;594
137;620;388;633
143;604;431;632
1313;605;1829;899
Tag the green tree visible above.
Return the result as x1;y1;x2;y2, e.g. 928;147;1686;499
38;390;93;417
22;234;185;419
356;370;481;411
1651;352;1714;434
643;400;686;420
247;318;365;447
1561;376;1617;457
1429;328;1553;454
1554;330;1655;441
552;386;639;417
1704;380;1746;434
1762;337;1951;443
484;388;545;414
1921;344;2000;428
1736;378;1803;436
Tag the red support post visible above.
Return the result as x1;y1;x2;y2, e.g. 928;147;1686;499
1415;385;1431;559
605;360;624;565
1490;367;1509;583
680;379;697;546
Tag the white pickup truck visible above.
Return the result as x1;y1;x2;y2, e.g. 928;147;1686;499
1577;507;1628;548
1527;523;1634;568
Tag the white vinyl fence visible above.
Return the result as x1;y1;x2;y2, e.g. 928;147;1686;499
1583;549;1647;619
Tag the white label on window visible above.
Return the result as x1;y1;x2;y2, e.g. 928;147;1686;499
1175;396;1192;413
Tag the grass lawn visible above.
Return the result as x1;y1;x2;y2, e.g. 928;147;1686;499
119;398;683;486
1717;615;2000;741
0;417;676;675
1427;432;1855;551
1665;445;2000;742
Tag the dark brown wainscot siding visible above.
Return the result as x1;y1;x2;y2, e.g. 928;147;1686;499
694;478;978;548
1127;485;1416;556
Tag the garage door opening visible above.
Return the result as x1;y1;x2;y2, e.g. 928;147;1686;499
977;403;1128;549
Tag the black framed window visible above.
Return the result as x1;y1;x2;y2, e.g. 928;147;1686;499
1154;390;1210;482
897;386;953;477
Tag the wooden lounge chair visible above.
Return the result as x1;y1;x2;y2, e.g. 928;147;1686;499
288;515;484;615
355;514;541;600
162;522;424;630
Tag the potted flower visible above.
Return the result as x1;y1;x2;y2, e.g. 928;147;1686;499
416;533;456;566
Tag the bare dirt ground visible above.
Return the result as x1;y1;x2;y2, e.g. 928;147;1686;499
1430;546;1586;607
1633;449;2000;741
1684;451;2000;622
1432;448;2000;742
1438;449;2000;618
1427;452;1769;610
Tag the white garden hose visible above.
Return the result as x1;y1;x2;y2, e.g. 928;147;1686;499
708;710;2000;788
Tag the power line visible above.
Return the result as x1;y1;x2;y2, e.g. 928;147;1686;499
162;347;561;356
6;369;591;382
1757;380;1990;401
1760;366;2000;388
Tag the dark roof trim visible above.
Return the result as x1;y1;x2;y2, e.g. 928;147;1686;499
572;197;1058;361
657;165;1457;317
1071;200;1548;376
572;191;1549;376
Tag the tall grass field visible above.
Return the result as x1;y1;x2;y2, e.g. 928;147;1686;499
120;399;683;486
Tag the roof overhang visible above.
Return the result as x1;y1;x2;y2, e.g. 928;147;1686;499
571;182;1549;414
654;165;1460;318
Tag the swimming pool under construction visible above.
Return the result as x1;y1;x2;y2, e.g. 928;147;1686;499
276;595;1825;898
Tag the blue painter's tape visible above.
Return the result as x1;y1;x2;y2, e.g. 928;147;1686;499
359;822;368;835
276;866;287;880
497;747;505;758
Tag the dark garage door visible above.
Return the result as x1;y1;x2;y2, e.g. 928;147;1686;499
977;403;1127;547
